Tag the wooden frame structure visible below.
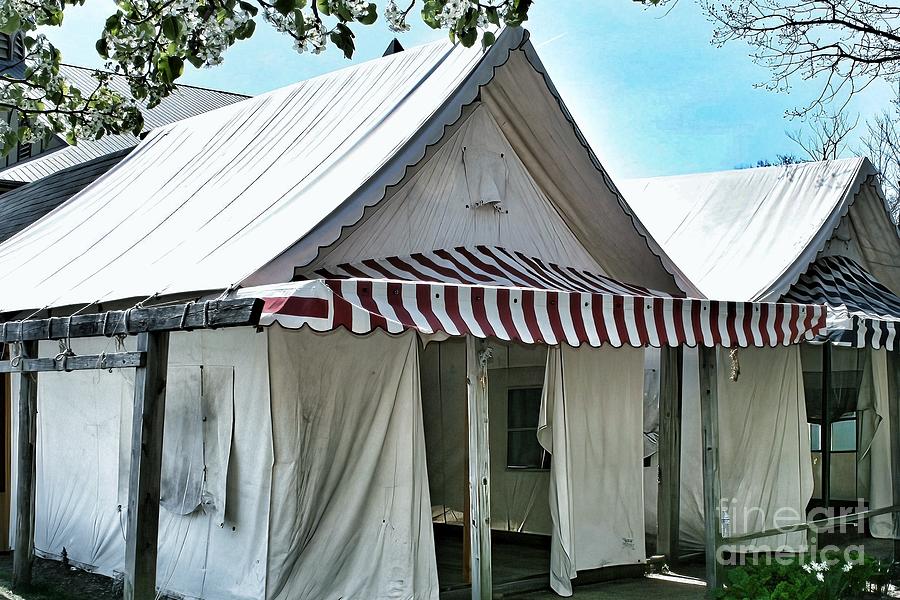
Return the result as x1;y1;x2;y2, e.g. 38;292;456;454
657;346;683;562
2;298;262;600
465;336;492;600
691;346;900;598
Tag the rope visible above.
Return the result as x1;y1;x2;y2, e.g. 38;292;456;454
729;348;741;382
96;351;113;373
179;301;195;330
54;315;76;371
10;341;23;369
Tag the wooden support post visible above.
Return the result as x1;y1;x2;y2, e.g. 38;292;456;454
462;422;472;584
466;336;491;600
12;341;37;589
821;344;832;508
886;350;900;558
657;346;683;562
124;332;169;600
698;346;722;598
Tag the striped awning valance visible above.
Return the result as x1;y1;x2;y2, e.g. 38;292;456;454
782;255;900;350
240;247;826;348
312;245;658;297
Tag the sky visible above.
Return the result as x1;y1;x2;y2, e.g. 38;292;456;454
45;0;897;179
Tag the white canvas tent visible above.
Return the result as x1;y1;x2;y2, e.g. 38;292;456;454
622;159;900;552
0;28;827;600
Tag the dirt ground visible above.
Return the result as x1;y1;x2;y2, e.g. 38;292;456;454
0;554;120;600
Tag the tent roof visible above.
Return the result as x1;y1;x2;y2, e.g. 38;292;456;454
0;28;688;314
621;158;900;302
0;65;248;183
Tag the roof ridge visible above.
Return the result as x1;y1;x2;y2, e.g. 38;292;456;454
58;62;250;97
625;156;867;182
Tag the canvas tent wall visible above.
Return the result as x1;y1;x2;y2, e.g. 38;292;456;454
622;159;900;551
13;326;439;600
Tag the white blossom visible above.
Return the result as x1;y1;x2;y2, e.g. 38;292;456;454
438;0;470;29
384;0;410;32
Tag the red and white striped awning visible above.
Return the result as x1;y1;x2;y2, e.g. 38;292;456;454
237;247;826;348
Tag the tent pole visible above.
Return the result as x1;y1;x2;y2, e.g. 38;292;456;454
887;350;900;559
12;341;37;589
466;336;492;600
124;331;169;600
657;346;683;562
699;346;722;597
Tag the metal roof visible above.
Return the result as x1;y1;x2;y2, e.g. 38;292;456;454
0;64;247;183
0;149;129;243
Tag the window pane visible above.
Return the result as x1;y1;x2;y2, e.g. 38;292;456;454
831;419;857;452
809;423;821;452
507;430;546;469
507;387;542;429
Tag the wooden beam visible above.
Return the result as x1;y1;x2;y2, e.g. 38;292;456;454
12;341;37;589
124;332;169;600
0;298;262;343
887;350;900;558
0;352;145;374
698;346;722;598
466;336;492;600
722;503;900;542
657;346;683;562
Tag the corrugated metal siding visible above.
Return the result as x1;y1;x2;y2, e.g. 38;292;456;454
0;64;247;182
0;149;130;242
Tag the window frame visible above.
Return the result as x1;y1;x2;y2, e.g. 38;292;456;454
505;384;550;471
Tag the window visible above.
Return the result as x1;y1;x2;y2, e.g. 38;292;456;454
506;387;549;470
831;418;857;452
16;141;31;162
809;423;821;452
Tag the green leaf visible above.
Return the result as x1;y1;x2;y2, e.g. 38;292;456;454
459;27;477;48
330;22;355;58
95;37;109;58
45;9;64;26
161;15;184;41
187;54;206;69
104;13;122;36
317;0;331;16
481;30;495;49
1;12;23;33
238;0;259;15
421;0;440;29
274;0;295;16
294;8;305;35
485;6;499;25
356;3;377;24
336;4;353;21
235;18;256;39
156;54;184;85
